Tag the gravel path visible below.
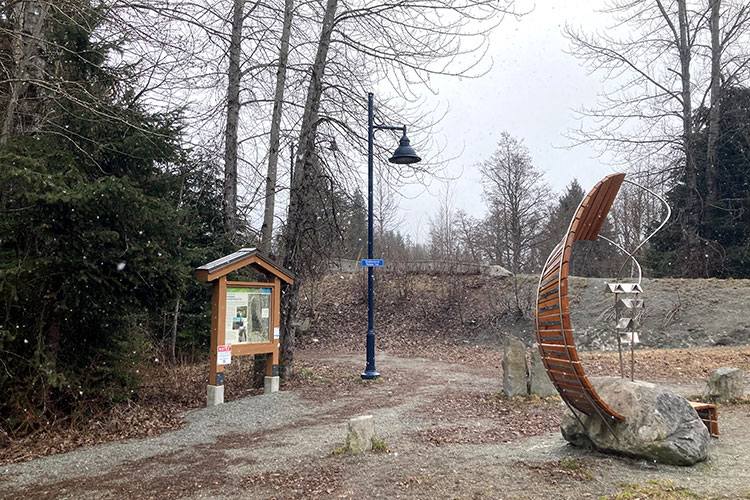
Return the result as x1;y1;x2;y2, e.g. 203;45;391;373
1;352;748;499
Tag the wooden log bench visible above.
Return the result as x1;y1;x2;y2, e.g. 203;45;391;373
689;401;719;438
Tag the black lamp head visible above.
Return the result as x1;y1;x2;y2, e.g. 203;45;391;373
389;132;421;165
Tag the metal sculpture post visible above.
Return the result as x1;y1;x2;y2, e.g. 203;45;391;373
608;283;643;380
598;178;671;381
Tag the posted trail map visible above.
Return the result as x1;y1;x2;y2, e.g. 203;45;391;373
225;287;272;344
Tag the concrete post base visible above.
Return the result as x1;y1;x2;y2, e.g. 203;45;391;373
264;376;280;394
207;384;224;407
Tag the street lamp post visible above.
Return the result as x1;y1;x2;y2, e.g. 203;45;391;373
362;92;421;380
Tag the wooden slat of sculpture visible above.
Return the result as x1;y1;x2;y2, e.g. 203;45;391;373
535;173;627;422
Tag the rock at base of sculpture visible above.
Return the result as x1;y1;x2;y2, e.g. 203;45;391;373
703;367;744;403
502;337;528;397
346;415;375;454
529;343;558;397
560;377;709;466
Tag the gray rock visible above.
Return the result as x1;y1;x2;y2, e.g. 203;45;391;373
346;415;375;454
703;367;744;402
502;337;528;396
294;317;311;332
482;265;513;278
529;343;558;397
560;376;709;466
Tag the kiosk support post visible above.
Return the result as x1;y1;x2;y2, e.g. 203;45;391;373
208;276;227;406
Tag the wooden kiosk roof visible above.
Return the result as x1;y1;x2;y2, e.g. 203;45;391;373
535;173;626;422
195;248;294;284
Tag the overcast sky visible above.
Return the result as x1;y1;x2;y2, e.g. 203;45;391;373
393;1;620;243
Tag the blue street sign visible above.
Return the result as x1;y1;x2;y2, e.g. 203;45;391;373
361;259;384;267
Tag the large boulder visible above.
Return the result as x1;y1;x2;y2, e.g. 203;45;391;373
529;343;558;397
703;367;744;402
502;337;528;396
560;377;709;466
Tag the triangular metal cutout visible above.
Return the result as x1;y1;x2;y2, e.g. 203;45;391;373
616;317;635;329
619;331;640;344
617;298;644;309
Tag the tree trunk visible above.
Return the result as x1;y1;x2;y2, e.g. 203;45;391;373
170;298;180;363
280;0;338;379
260;0;294;254
255;0;294;386
223;0;244;236
42;301;61;409
706;0;722;210
675;0;702;268
677;0;694;192
1;1;48;144
44;304;61;367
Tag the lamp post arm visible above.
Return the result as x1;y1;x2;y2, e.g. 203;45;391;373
373;124;406;133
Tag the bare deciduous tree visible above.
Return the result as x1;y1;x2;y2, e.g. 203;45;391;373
374;166;404;259
223;0;246;235
428;183;459;260
479;132;548;276
279;0;338;378
455;210;481;263
274;0;520;376
565;0;750;268
260;0;294;253
706;0;722;209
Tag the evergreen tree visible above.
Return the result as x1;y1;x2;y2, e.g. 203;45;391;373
542;179;619;277
648;86;750;278
341;189;368;260
0;2;219;432
542;179;585;257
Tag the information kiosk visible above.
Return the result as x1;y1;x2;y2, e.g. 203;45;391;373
196;248;294;406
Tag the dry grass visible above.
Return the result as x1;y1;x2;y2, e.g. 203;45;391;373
414;392;564;446
0;357;262;465
516;458;595;482
602;480;705;499
579;347;750;382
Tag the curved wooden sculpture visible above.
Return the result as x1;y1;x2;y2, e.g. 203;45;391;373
535;173;627;422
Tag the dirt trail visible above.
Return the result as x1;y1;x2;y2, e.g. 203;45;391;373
1;351;749;500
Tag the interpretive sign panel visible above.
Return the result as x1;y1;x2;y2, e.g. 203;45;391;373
217;345;232;365
225;287;272;344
